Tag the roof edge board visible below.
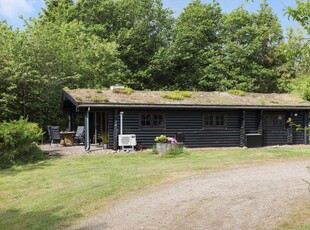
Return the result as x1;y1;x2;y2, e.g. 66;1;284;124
77;103;310;110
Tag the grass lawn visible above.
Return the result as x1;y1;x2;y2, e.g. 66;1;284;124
0;146;310;229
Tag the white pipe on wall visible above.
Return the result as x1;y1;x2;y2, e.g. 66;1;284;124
120;111;124;135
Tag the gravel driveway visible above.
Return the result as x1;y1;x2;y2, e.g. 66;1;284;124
72;159;310;230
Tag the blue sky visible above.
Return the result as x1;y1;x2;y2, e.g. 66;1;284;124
0;0;302;31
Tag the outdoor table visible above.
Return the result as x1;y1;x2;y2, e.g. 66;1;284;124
60;131;76;146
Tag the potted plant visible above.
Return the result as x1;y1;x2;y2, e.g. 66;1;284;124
102;133;108;149
154;135;178;154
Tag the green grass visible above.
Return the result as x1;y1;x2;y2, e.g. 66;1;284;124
1;146;310;229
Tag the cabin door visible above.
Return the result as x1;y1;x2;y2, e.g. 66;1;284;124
92;111;108;145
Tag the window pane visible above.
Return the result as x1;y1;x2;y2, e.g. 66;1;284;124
277;115;284;126
264;114;284;126
206;115;213;126
215;115;220;126
141;114;151;127
153;114;163;127
206;114;226;127
219;115;224;126
141;113;164;128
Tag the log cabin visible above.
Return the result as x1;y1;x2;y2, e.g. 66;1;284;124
61;87;310;150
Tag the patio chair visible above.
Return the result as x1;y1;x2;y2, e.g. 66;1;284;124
74;126;85;144
47;126;61;145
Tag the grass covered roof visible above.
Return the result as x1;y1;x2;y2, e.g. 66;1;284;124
63;88;310;109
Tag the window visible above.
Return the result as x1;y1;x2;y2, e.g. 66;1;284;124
140;113;164;128
205;113;226;128
140;114;151;127
263;113;285;127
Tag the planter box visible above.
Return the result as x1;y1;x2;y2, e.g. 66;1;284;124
156;143;183;154
156;143;172;154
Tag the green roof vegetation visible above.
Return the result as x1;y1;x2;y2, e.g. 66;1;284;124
112;87;134;95
227;89;245;96
92;95;109;103
162;90;193;100
64;89;310;107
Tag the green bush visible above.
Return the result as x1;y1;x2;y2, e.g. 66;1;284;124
0;117;45;166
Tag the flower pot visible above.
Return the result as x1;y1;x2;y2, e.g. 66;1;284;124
156;143;172;154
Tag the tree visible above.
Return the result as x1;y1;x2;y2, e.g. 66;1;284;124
219;7;259;91
71;0;116;38
286;0;310;74
149;0;223;90
3;19;124;128
252;0;284;92
72;0;174;89
0;21;19;121
277;27;306;92
41;0;74;23
287;0;310;34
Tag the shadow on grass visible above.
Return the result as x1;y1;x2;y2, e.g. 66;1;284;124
0;206;81;229
0;157;58;176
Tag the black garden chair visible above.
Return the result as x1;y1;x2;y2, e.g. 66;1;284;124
47;126;61;145
74;126;85;144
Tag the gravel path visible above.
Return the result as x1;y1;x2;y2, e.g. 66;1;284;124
72;160;310;230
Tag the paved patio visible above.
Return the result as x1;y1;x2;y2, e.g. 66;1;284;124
39;144;116;156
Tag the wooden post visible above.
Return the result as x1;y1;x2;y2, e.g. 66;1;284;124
94;112;97;144
304;111;309;145
84;107;90;151
258;110;263;134
113;109;118;150
240;110;246;147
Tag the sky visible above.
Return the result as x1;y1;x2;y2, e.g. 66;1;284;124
0;0;303;31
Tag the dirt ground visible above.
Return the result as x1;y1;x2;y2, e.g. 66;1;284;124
71;159;310;230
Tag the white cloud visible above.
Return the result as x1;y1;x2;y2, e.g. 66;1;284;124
0;0;35;19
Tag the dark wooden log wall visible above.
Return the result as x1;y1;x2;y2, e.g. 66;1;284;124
106;109;307;149
108;109;241;148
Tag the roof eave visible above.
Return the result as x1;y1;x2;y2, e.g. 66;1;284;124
62;90;79;109
76;103;310;110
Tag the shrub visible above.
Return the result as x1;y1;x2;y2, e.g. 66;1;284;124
0;117;45;165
